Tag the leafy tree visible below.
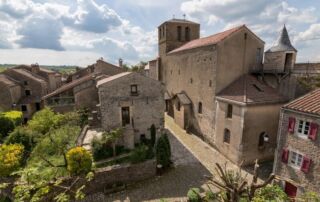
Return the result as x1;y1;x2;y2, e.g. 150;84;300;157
252;184;288;202
299;191;320;202
5;127;34;153
0;116;15;141
66;147;93;175
2;111;23;126
28;107;64;135
156;134;171;168
0;144;24;177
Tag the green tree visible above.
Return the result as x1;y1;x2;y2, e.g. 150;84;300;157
252;184;288;202
2;111;23;126
66;147;93;175
5;127;34;153
156;134;171;168
299;192;320;202
0;116;15;142
28;107;64;135
0;144;24;177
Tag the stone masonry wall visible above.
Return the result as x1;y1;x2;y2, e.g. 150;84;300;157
274;110;320;194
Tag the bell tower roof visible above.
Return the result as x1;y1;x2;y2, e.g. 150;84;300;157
267;25;297;52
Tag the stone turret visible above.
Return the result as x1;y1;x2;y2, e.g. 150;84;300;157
264;25;297;72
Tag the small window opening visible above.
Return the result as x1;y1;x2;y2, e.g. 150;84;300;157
198;102;202;114
130;84;138;95
224;129;231;144
226;104;233;118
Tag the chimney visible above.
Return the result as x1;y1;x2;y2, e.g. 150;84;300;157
119;58;123;68
31;63;40;73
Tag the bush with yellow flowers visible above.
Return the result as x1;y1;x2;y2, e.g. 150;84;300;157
0;144;24;177
66;147;92;175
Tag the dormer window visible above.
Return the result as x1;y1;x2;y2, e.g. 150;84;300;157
130;84;138;96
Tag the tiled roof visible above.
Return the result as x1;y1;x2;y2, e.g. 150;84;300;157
169;25;244;54
164;19;199;25
174;92;192;105
267;25;297;52
217;75;286;104
8;69;47;84
0;74;19;87
96;72;132;87
43;74;96;99
283;88;320;116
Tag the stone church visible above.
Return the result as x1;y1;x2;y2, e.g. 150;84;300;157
148;18;320;165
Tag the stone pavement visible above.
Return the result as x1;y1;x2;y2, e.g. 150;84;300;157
104;129;212;202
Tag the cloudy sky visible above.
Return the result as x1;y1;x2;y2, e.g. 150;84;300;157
0;0;320;67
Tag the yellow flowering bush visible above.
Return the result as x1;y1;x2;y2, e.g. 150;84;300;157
66;147;92;175
0;144;24;176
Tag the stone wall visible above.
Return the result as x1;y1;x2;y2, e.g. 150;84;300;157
274;110;320;195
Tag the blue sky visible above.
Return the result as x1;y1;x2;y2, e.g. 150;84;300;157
0;0;320;66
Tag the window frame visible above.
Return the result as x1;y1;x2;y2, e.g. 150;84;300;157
130;84;138;96
288;150;304;169
226;104;233;119
296;119;310;139
223;128;231;144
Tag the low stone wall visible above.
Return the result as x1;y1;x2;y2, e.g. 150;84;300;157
85;159;156;194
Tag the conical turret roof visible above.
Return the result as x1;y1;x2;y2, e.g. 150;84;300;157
267;25;297;52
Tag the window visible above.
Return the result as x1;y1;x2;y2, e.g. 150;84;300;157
185;27;190;41
121;107;130;126
223;129;231;144
24;81;28;85
209;80;212;87
177;101;181;111
190;78;193;84
256;48;262;64
198;102;202;114
35;102;41;111
177;26;182;41
25;90;31;96
226;104;233;118
159;28;162;39
297;120;310;137
21;105;27;112
258;132;268;147
289;151;303;168
130;84;138;96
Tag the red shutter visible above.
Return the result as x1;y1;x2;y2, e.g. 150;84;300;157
301;156;312;173
308;123;319;141
288;117;296;133
282;149;289;163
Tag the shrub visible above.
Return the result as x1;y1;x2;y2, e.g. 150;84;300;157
0;144;24;177
66;147;92;175
187;188;201;202
300;192;320;201
91;137;113;161
156;134;171;168
252;185;288;202
0;116;15;141
5;127;34;153
205;190;216;201
130;145;148;164
2;111;23;126
28;107;64;135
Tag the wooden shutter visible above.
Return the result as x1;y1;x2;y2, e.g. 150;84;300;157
288;117;296;133
308;123;319;141
282;148;289;163
301;156;312;173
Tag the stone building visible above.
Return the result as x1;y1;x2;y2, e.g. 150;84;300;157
0;64;61;122
43;59;125;113
215;75;286;165
156;19;265;145
273;88;320;198
97;72;165;148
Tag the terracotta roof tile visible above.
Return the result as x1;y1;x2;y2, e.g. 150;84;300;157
43;74;96;99
217;75;286;104
169;25;244;54
283;88;320;116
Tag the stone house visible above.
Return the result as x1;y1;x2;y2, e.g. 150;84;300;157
273;88;320;198
215;75;286;165
156;19;265;145
97;72;165;149
144;58;160;80
43;59;125;113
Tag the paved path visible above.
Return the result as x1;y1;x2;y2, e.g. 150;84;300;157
104;130;212;202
